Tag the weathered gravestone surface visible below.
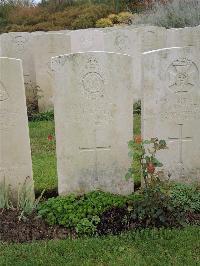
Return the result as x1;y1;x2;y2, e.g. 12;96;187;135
33;33;71;111
52;52;134;195
104;29;141;100
193;25;200;49
166;27;196;47
142;47;200;182
0;32;37;106
133;26;167;53
0;57;34;201
69;29;104;53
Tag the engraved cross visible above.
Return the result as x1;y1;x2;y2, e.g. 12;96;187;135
168;124;192;164
79;129;111;181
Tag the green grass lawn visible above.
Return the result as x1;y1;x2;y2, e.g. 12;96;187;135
1;227;199;265
29;120;57;192
29;114;141;193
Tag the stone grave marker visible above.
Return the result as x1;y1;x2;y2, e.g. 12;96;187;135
0;32;37;106
69;29;104;53
142;47;200;182
136;26;167;53
104;28;141;100
0;57;34;201
33;33;71;111
166;27;196;47
52;52;134;195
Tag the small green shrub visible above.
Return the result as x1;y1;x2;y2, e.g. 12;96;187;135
108;13;120;24
118;11;133;24
71;14;97;29
37;191;132;235
96;18;113;28
171;183;200;213
131;182;185;228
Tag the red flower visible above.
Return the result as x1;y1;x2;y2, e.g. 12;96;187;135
47;134;53;141
147;163;155;174
134;135;142;144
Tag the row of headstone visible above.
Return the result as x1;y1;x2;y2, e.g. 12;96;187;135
0;51;134;199
0;26;200;199
0;25;200;112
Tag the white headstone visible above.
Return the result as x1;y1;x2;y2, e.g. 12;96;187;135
52;52;134;195
104;29;141;100
0;57;34;201
134;26;167;52
69;29;104;53
166;27;195;47
193;25;200;49
142;47;200;182
0;32;37;105
33;33;71;111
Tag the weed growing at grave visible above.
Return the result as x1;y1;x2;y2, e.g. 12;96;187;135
0;176;44;214
126;137;167;186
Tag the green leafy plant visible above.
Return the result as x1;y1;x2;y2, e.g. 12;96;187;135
126;137;167;187
37;191;133;235
171;183;200;213
131;182;185;228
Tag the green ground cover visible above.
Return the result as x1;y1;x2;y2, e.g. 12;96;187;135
1;226;199;266
29;114;141;193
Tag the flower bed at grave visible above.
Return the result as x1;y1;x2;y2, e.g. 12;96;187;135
1;184;199;243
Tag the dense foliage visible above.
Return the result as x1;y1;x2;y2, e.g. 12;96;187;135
0;0;148;32
38;191;138;235
38;183;200;236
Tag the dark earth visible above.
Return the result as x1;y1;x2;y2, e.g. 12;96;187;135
0;208;73;243
0;208;199;243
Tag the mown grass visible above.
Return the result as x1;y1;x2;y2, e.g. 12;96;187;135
29;114;141;193
0;226;199;265
29;120;57;193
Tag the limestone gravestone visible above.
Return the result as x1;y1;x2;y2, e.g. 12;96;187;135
0;32;37;106
104;29;141;100
142;47;200;182
193;25;200;49
135;26;167;53
69;29;104;53
166;27;195;47
52;52;134;195
0;57;34;201
33;33;71;111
